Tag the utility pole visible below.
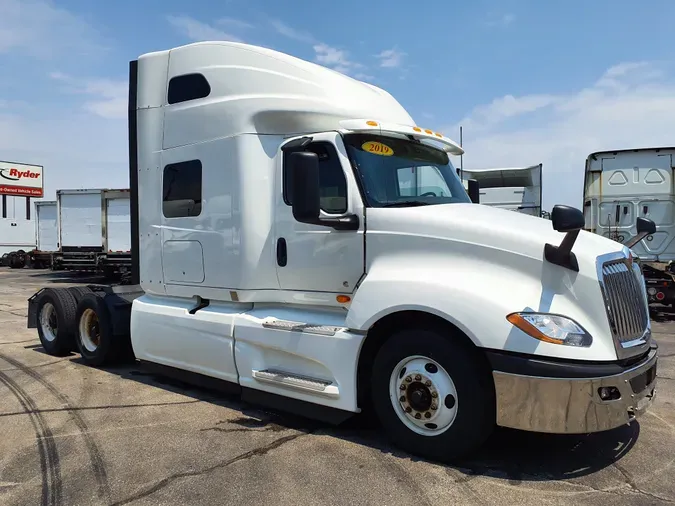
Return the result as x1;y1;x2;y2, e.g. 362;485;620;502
459;126;463;181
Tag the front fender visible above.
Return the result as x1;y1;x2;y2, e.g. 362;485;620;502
345;255;618;361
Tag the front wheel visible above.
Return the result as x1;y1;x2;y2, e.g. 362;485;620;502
371;328;495;462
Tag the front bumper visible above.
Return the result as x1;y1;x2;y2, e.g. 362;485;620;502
489;344;658;434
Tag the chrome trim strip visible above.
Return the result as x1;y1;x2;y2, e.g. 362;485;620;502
493;347;658;434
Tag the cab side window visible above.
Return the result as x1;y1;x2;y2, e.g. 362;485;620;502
283;142;348;214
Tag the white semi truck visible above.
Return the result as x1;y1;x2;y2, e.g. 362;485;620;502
584;147;675;306
27;41;658;462
461;164;543;217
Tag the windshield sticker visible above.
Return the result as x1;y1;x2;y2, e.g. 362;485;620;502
362;141;394;156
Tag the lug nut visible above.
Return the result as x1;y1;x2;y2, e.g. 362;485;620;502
425;380;431;387
415;374;422;381
431;403;438;410
414;413;421;419
431;392;438;398
405;406;412;413
399;396;405;402
405;376;412;383
424;412;431;419
400;384;406;390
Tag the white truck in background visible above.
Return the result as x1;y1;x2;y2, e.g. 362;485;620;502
584;147;675;305
51;188;132;277
461;164;543;217
27;41;658;462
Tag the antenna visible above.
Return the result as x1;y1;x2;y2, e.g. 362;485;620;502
459;125;463;181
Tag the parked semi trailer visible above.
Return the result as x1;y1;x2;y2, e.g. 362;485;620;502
51;188;132;277
27;41;658;462
462;164;543;217
583;147;675;306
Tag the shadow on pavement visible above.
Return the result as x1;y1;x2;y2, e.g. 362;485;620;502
23;347;640;485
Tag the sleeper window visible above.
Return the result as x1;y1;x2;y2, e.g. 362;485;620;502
163;160;203;218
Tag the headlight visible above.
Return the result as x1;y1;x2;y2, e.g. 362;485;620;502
506;312;592;347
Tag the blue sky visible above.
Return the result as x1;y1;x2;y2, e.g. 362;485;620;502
2;0;675;210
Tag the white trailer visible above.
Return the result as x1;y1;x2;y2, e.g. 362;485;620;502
0;195;35;254
27;42;658;463
462;164;543;216
583;147;675;305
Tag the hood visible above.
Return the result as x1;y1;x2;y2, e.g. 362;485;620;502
366;203;624;271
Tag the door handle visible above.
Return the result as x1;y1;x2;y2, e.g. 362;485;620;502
276;238;287;267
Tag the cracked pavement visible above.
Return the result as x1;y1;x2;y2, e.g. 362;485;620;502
0;268;674;505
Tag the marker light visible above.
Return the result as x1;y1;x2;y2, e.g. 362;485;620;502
507;312;592;347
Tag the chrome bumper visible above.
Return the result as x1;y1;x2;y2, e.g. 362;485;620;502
492;346;658;434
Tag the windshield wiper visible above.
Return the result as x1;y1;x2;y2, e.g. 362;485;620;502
381;200;431;207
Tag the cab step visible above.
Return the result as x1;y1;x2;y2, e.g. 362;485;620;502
262;319;344;336
252;369;339;398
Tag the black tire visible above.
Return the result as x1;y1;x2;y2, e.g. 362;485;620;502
35;288;79;356
371;328;495;463
75;292;120;366
68;286;93;302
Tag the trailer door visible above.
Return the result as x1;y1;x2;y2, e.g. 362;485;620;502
105;198;131;252
37;204;58;251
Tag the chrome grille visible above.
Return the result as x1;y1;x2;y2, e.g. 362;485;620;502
600;259;649;344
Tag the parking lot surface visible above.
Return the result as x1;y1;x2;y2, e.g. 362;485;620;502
0;268;674;506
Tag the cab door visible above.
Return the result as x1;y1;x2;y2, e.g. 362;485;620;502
274;132;365;293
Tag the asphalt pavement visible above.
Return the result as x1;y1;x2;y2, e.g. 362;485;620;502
1;268;674;505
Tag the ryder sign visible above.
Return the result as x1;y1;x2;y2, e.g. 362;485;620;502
0;160;44;197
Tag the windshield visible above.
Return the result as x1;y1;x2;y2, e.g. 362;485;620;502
343;133;471;207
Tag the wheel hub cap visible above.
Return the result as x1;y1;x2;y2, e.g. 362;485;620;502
389;355;458;436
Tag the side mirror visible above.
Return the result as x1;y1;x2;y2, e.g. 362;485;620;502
637;217;656;235
545;205;585;272
625;217;656;248
289;151;320;223
550;205;585;233
467;179;480;204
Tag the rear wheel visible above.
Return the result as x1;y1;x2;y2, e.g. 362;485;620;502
36;288;78;356
371;328;495;462
75;292;120;366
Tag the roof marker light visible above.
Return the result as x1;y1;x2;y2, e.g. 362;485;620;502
366;120;379;126
413;127;422;132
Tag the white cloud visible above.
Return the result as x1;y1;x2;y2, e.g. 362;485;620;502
270;19;371;79
50;72;128;119
444;62;675;211
376;48;405;68
270;20;316;44
216;17;253;31
167;14;244;42
313;43;365;75
0;0;107;58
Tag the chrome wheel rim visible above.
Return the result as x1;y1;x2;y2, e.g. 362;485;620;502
389;355;458;436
